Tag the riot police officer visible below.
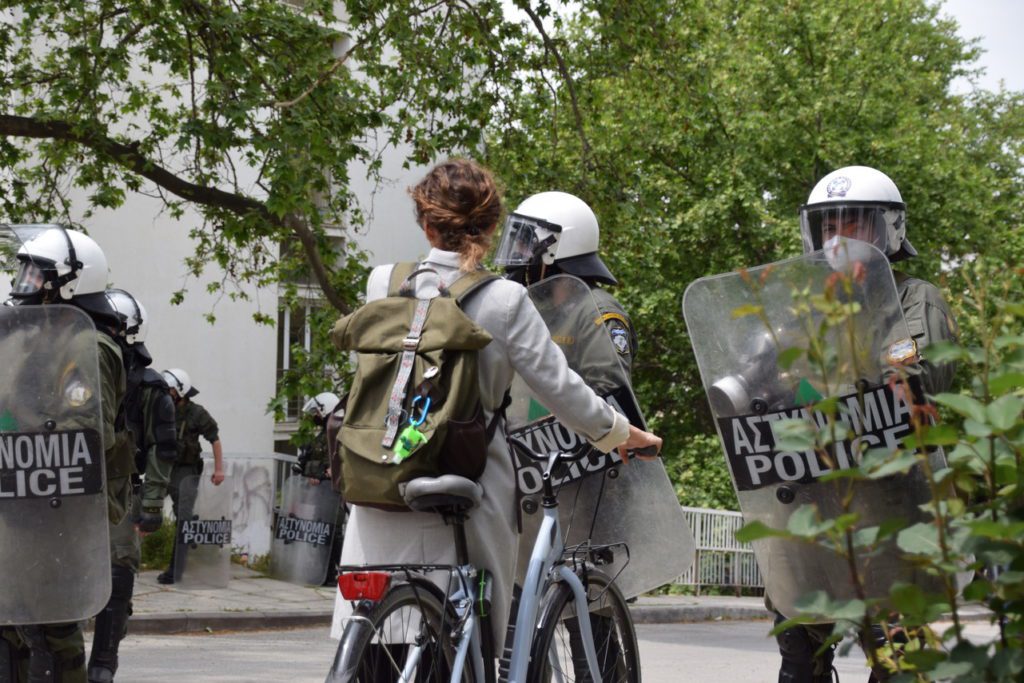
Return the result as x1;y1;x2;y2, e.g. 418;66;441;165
0;225;130;682
296;392;345;584
294;392;341;483
494;191;638;667
495;191;638;377
86;289;176;683
157;368;224;585
772;166;959;682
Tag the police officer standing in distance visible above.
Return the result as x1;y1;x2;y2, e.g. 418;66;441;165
0;225;130;683
86;289;176;683
771;166;959;682
157;368;224;585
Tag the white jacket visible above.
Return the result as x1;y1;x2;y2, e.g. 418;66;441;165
332;248;629;646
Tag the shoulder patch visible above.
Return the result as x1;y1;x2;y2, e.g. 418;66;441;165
609;325;630;356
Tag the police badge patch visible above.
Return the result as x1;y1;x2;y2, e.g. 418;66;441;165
609;325;630;355
826;176;852;198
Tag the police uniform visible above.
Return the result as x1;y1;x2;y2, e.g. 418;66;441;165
90;360;176;681
772;271;958;681
167;400;219;518
0;329;127;683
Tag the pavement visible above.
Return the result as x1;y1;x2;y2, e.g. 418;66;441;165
105;566;993;635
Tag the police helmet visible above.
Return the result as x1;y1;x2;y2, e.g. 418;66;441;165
303;392;340;420
7;224;118;320
493;192;617;285
162;368;198;398
799;166;916;262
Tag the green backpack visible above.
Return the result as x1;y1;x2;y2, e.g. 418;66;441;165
330;263;502;510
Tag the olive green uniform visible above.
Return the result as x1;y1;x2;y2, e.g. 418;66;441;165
167;400;219;518
771;272;959;680
0;331;127;683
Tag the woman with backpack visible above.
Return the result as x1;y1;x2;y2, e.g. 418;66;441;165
331;157;662;649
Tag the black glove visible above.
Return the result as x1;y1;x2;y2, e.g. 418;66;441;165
138;507;163;534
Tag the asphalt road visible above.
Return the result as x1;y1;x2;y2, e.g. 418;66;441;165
102;620;999;682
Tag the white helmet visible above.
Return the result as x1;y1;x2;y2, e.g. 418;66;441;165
8;224;110;302
799;166;916;262
162;368;198;398
105;288;148;344
493;191;617;284
302;392;340;420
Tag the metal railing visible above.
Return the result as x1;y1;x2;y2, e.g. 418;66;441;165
674;506;763;592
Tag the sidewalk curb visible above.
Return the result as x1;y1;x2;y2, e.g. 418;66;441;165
117;603;995;635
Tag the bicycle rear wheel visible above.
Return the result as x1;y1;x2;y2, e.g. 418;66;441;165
526;569;640;683
326;580;471;683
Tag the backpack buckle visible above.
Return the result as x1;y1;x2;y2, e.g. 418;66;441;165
403;336;420;350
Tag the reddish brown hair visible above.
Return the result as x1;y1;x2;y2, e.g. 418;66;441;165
409;158;504;271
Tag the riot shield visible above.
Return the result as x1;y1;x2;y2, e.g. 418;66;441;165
269;475;341;585
174;474;234;589
0;304;110;624
510;275;695;599
682;240;946;619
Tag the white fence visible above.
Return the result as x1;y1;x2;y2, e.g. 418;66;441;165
674;506;763;592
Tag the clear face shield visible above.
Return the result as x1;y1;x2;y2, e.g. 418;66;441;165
2;225;70;302
800;203;893;255
493;213;561;268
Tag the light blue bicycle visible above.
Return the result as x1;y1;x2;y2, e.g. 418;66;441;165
326;421;642;683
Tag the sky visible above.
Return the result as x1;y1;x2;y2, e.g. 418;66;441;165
927;0;1022;93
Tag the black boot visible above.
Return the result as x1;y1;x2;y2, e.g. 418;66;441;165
88;565;135;682
775;612;836;683
157;539;177;585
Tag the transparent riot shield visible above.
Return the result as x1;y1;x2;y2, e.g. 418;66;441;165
510;275;695;599
269;475;341;586
174;474;234;589
0;304;110;624
682;240;946;620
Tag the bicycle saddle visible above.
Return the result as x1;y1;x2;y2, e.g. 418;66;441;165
400;474;483;512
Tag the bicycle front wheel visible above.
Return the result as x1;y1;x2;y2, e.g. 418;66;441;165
326;580;471;683
526;569;640;683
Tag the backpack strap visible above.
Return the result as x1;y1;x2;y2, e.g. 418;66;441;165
387;262;418;296
448;268;499;307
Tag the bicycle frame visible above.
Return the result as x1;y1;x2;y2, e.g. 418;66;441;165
332;454;607;683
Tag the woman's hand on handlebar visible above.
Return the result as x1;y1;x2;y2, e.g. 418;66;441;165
617;424;662;462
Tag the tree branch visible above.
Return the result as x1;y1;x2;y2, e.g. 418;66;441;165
516;2;593;167
0;113;350;313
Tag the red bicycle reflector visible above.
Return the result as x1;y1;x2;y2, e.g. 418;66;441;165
338;572;390;601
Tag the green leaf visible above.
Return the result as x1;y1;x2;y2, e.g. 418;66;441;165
932;393;988;424
777;346;803;370
731;304;764;319
866;452;919;479
786;504;832;538
986;394;1024;431
896;522;941;556
734;520;790;543
923;340;967;364
771;418;816;452
989;371;1024;394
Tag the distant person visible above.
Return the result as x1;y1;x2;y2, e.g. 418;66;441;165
157;368;224;585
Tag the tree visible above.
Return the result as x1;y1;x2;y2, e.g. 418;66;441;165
484;0;1024;508
0;0;532;315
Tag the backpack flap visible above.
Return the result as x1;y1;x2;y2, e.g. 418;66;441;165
329;282;493;509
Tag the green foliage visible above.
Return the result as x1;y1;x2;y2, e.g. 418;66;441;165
140;517;176;571
483;0;1024;508
669;433;737;509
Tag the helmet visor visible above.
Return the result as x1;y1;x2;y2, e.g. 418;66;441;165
800;204;889;254
493;214;560;267
11;260;52;297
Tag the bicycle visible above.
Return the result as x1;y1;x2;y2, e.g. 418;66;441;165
325;419;642;683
